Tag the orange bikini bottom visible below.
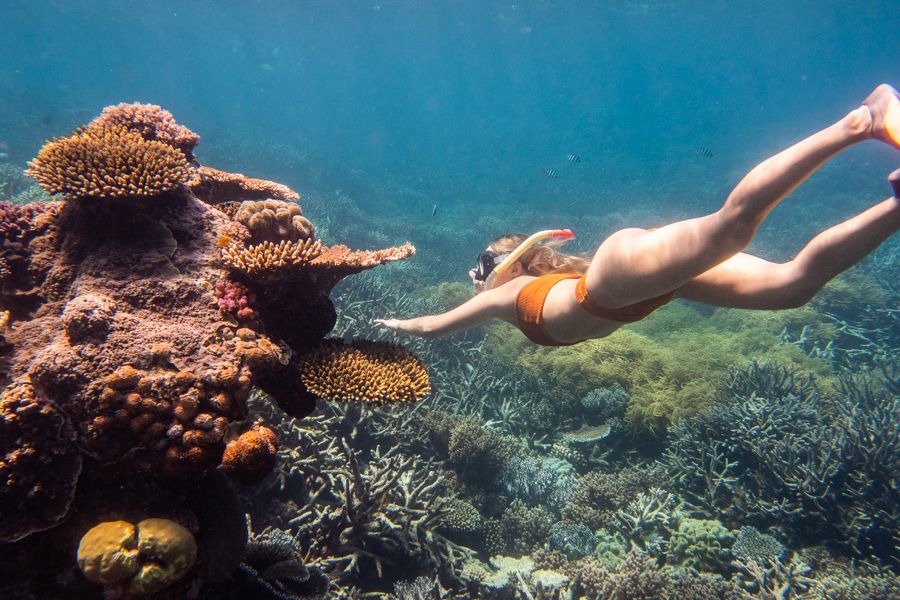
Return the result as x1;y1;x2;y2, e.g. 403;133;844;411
515;273;675;347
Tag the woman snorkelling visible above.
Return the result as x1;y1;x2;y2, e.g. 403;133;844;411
375;84;900;346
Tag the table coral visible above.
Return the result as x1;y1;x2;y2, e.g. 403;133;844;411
26;124;195;198
298;338;430;405
191;165;300;203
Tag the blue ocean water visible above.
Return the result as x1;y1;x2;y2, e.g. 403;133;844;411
1;2;899;597
2;1;898;276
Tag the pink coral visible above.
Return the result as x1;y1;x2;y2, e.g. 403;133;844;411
92;102;200;160
214;279;257;322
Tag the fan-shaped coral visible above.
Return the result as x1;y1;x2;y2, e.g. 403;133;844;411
298;338;430;404
26;125;195;198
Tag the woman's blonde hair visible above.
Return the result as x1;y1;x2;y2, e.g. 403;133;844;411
488;233;591;276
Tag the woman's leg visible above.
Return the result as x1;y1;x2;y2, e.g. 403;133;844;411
679;179;900;308
583;86;897;308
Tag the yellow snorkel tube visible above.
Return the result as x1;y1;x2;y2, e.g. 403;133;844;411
484;228;575;290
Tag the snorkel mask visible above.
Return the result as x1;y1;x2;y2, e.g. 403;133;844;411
476;229;575;290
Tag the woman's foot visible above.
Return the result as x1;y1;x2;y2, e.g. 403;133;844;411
890;168;900;199
863;84;900;149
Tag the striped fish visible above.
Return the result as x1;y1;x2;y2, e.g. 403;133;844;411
544;168;558;178
696;145;713;157
566;153;581;163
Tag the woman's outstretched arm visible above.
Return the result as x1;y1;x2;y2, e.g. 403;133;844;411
374;285;509;339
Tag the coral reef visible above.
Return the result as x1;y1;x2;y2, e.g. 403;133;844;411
667;517;733;572
0;104;422;597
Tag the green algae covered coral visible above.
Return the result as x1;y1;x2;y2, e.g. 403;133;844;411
489;300;836;431
667;517;733;572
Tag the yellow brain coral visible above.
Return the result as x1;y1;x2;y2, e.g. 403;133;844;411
77;518;197;595
26;125;195;199
298;339;430;405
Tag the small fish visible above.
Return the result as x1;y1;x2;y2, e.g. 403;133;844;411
0;152;7;161
543;168;558;178
566;153;581;163
696;145;713;158
431;204;438;217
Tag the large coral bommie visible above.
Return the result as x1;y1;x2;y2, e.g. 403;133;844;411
0;103;425;598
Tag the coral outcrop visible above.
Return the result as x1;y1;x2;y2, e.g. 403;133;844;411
0;103;422;597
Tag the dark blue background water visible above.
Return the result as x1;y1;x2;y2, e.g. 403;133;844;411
1;1;898;276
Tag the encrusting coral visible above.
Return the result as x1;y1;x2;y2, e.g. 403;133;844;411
0;103;423;596
0;378;82;542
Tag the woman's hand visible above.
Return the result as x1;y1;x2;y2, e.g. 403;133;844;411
373;317;424;337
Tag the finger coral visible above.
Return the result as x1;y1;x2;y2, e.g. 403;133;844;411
26;124;195;199
221;423;279;485
298;338;430;405
0;378;82;542
77;517;197;595
220;238;324;278
190;166;300;203
234;199;315;244
92;102;201;160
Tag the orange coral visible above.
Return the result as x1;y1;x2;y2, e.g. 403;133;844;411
233;199;315;244
220;239;324;277
190;166;300;204
298;339;430;405
26;125;195;199
94;365;235;478
221;423;278;485
0;378;82;542
92;102;200;159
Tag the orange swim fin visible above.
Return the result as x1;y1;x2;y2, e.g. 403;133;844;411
864;84;900;150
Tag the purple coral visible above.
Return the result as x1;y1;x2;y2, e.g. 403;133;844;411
214;279;257;322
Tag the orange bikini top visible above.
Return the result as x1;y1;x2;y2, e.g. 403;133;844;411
515;273;675;347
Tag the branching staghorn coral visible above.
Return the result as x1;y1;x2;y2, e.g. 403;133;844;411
612;487;684;557
662;361;900;567
245;393;473;591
